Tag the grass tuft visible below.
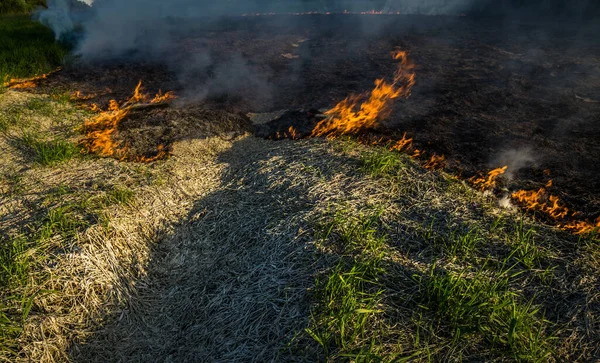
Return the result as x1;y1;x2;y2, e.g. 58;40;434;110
107;186;135;205
361;147;406;178
19;131;79;166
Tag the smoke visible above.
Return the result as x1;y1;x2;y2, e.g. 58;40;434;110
33;0;74;40
492;148;536;180
33;0;598;105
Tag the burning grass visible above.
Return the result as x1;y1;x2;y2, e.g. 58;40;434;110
311;49;415;137
79;81;176;162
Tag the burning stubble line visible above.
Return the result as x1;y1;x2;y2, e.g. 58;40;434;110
469;164;599;236
4;67;63;90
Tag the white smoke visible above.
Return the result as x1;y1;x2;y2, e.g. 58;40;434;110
492;148;536;180
33;0;74;40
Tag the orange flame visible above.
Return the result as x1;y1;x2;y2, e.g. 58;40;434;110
4;67;62;89
512;188;569;220
9;81;37;89
311;50;415;137
151;90;177;104
560;217;600;235
288;126;299;140
469;166;508;190
423;154;446;170
390;132;413;152
80;81;175;162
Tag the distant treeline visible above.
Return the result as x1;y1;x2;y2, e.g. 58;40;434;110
0;0;45;14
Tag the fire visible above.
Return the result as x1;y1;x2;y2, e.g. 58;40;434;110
9;81;37;89
71;90;99;101
80;81;175;161
288;126;299;140
390;132;413;152
151;90;177;104
511;188;569;220
469;166;508;190
4;67;62;89
80;100;130;159
423;154;446;170
311;49;415;137
561;217;600;235
510;178;598;236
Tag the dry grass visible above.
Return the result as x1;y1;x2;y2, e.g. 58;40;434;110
1;90;598;362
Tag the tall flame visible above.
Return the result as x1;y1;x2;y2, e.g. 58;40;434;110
311;50;415;137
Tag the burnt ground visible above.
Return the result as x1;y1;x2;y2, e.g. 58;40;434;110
27;14;600;220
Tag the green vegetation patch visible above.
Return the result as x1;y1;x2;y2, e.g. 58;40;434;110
0;14;68;83
300;144;574;362
18;131;79;166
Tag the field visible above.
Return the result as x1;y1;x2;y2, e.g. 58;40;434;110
1;13;600;362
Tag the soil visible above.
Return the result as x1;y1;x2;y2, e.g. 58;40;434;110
25;14;600;220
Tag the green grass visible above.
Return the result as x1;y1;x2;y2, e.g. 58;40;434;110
361;146;406;178
0;236;30;288
418;263;553;361
18;131;79;165
39;205;86;240
107;186;135;205
0;14;68;83
299;143;567;361
508;221;545;270
306;209;388;359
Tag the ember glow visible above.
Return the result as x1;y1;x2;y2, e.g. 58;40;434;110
311;50;415;137
80;81;176;161
469;166;508;190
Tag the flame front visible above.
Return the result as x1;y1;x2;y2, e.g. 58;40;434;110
510;177;598;236
511;188;569;220
311;50;415;137
4;67;62;89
